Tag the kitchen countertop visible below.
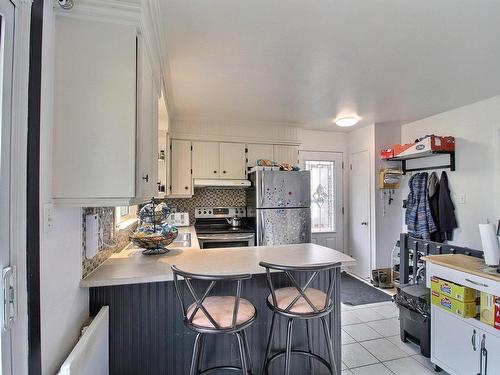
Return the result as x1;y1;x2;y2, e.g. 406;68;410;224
422;254;500;282
80;226;356;288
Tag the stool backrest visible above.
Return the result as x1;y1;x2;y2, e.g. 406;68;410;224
171;265;252;331
259;261;341;315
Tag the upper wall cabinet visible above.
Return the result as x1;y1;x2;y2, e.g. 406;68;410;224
192;141;220;178
219;143;246;179
52;15;159;206
246;144;274;167
273;145;299;165
170;139;192;196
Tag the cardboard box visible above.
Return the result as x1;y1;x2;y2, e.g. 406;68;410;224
480;292;495;326
495;297;500;330
431;291;477;318
396;135;455;158
379;148;394;159
430;276;477;302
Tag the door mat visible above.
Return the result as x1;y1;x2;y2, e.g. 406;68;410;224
341;272;392;306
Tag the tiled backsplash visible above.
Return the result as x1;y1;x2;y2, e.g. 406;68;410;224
164;188;246;224
81;207;136;278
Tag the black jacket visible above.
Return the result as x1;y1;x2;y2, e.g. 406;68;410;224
438;171;458;240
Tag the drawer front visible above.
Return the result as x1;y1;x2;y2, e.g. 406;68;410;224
426;263;500;297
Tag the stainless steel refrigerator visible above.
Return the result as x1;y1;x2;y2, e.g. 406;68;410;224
247;170;311;246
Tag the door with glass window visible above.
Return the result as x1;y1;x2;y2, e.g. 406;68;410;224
299;151;344;251
0;1;15;373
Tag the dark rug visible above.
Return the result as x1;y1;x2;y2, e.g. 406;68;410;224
341;272;392;306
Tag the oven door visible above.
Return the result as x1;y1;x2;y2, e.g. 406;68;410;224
197;233;255;249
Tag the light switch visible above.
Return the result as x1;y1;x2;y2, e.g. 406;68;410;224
43;203;54;232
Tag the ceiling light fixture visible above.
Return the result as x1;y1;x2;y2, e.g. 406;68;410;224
334;117;360;127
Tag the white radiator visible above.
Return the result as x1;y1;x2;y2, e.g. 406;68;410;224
58;306;109;375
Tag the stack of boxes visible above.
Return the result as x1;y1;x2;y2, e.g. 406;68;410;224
431;276;500;330
430;277;477;318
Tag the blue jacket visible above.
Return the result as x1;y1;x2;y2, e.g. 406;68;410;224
405;172;437;240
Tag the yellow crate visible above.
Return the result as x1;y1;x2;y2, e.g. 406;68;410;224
430;276;477;302
480;292;495;326
431;291;478;318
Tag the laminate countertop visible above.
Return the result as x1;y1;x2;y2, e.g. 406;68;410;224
422;254;500;282
80;227;356;288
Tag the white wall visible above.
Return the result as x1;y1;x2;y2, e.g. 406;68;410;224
39;4;89;374
401;95;500;250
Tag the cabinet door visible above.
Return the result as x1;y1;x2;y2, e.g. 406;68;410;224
136;36;158;200
483;330;500;374
192;141;219;178
247;144;274;167
53;17;137;200
170;140;192;196
219;143;246;179
273;145;299;165
431;307;479;375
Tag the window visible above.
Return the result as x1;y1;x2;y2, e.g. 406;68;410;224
305;160;336;233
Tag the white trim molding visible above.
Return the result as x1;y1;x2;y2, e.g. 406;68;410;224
10;1;32;374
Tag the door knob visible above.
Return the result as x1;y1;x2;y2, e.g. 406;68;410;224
361;222;368;226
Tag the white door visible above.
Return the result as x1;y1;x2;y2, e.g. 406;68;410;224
299;151;344;251
0;1;15;373
274;145;298;165
219;142;246;179
192;141;219;178
349;150;371;279
246;143;273;168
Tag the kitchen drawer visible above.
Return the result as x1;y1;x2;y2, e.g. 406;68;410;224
426;263;500;297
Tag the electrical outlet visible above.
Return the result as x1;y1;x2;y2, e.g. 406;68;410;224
43;203;54;232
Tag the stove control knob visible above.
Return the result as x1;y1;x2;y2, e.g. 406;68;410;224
208;211;212;214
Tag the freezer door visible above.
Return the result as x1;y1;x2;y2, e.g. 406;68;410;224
255;170;310;208
256;208;311;246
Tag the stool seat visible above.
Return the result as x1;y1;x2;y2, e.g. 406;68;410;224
187;296;256;329
268;287;330;314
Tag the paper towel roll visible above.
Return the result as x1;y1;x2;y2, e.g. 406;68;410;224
479;223;500;266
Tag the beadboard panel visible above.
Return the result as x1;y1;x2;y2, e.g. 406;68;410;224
90;271;339;375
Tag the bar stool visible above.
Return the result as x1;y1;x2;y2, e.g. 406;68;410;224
172;266;257;375
259;261;341;375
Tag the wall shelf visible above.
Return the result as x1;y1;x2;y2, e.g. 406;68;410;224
387;150;455;174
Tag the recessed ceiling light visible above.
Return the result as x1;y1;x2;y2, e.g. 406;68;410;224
334;117;360;127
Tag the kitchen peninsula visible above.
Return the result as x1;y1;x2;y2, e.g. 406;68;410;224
81;231;355;375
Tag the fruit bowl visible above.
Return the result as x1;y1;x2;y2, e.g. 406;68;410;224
129;227;178;255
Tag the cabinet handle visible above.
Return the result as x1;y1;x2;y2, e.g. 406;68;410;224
223;170;226;174
471;329;477;351
142;174;149;182
479;334;487;375
361;222;368;226
465;278;489;288
213;170;217;174
185;186;189;190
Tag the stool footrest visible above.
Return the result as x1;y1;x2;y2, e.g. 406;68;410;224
266;349;332;373
200;365;244;374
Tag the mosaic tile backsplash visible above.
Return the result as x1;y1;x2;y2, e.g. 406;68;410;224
81;207;136;278
163;188;246;224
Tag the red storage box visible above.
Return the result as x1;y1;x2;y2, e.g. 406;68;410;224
495;297;500;330
380;148;394;159
393;143;414;156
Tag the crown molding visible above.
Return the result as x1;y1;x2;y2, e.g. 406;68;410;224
53;0;140;26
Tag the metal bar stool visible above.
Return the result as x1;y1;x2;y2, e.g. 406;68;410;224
172;265;257;375
259;261;341;375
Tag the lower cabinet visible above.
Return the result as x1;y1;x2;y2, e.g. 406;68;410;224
431;305;500;375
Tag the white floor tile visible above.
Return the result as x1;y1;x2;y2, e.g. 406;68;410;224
342;329;356;344
342;370;354;375
343;323;382;342
342;343;379;369
412;354;442;372
367;318;400;337
351;363;395;375
383;357;434;375
351;308;387;322
360;338;408;362
342;361;348;370
371;303;399;318
342;311;364;326
387;335;421;355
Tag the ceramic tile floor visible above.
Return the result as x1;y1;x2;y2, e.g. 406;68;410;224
341;301;449;375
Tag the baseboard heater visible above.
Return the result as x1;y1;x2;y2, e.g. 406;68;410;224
58;306;109;375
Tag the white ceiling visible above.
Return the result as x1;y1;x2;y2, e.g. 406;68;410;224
159;0;500;130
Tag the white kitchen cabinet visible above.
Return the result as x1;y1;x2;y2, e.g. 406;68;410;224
52;15;159;206
170;139;192;196
192;141;220;178
219;142;246;179
273;145;299;165
246;144;274;167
